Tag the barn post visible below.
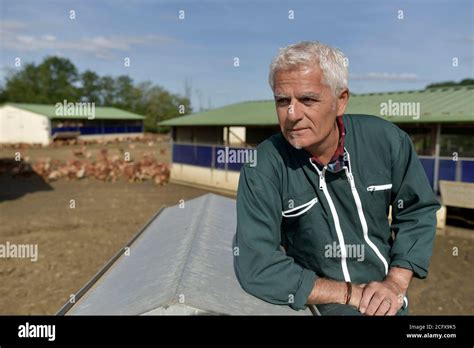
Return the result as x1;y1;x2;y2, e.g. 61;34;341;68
433;124;441;192
170;127;174;165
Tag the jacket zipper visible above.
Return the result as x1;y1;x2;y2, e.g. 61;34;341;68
345;152;409;308
343;150;389;275
367;184;392;192
309;159;351;282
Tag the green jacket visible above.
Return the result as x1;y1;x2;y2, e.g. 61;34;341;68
234;114;440;312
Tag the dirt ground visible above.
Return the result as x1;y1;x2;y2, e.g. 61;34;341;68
0;135;171;164
0;140;472;315
0;178;211;315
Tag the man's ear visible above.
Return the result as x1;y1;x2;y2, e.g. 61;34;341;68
336;88;350;116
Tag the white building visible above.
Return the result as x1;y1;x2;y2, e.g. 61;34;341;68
0;103;145;145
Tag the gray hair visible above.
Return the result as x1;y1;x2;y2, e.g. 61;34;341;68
269;41;348;96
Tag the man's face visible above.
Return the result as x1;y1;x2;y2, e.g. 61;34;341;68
273;66;347;151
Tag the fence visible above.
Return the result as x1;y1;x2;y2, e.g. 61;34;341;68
51;125;143;135
419;156;474;188
172;142;248;172
172;142;474;189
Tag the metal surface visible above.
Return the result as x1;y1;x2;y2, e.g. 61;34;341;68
160;86;474;126
61;193;312;315
56;206;166;315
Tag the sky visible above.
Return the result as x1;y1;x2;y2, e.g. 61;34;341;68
0;0;473;110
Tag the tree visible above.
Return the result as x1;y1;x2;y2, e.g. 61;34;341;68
426;79;474;89
0;85;6;104
459;78;474;86
1;55;193;133
80;70;101;103
3;63;42;102
3;57;80;103
38;56;79;102
99;76;116;106
137;84;192;133
114;75;135;109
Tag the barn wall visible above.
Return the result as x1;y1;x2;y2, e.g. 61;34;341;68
246;126;280;146
170;163;240;194
0;106;50;145
175;126;224;144
175;127;193;142
223;127;246;146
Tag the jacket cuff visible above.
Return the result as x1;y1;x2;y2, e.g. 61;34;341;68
290;268;318;311
390;258;428;279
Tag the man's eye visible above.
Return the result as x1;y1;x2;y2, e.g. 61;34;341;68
276;99;289;106
302;98;315;104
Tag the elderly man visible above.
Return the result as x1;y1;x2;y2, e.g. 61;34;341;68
234;41;440;315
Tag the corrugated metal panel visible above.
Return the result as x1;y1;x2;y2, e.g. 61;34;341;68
161;100;278;126
5;103;145;120
60;193;311;315
159;86;474;126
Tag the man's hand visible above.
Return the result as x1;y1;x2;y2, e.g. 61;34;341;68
348;283;365;308
359;267;413;316
358;280;402;315
307;279;367;309
307;267;413;315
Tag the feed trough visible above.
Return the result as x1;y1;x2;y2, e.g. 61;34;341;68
57;193;312;316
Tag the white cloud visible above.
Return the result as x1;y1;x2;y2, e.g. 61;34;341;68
350;72;424;82
16;35;35;43
0;20;28;30
41;35;56;42
0;20;175;60
463;36;474;43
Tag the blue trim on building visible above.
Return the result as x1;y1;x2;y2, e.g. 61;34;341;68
461;161;474;182
420;158;435;188
51;125;143;135
174;143;474;185
173;144;245;172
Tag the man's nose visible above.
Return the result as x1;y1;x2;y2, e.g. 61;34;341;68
287;102;304;122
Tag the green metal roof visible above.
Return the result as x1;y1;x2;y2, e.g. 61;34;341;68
159;86;474;126
4;103;145;120
161;100;277;126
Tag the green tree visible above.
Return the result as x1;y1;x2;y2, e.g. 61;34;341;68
114;75;135;109
426;79;474;89
3;57;79;103
1;55;193;133
99;76;116;106
3;63;42;102
138;85;192;133
0;86;6;104
37;56;79;102
80;70;101;103
459;78;474;86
